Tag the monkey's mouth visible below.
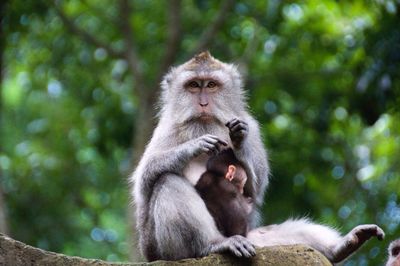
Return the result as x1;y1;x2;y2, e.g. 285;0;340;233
198;112;215;122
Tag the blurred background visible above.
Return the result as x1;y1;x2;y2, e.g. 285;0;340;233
1;0;399;265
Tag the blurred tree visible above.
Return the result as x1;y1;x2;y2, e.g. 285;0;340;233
53;0;237;260
54;0;237;160
0;0;9;235
0;1;399;265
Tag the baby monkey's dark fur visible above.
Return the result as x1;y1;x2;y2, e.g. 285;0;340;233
195;148;252;237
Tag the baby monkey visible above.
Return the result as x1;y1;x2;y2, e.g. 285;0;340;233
195;148;252;237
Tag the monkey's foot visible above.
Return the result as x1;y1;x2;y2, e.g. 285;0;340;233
331;224;385;263
209;235;256;258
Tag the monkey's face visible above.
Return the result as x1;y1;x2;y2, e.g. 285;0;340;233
160;52;246;125
388;240;400;266
183;78;221;122
172;69;242;125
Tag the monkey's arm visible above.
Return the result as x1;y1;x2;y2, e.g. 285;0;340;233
134;134;226;204
227;117;269;218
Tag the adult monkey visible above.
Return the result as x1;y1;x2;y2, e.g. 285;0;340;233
131;52;384;262
132;51;266;261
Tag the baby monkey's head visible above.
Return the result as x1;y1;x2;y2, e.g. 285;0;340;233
206;148;247;194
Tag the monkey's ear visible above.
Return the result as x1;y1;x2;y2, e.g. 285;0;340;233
225;165;236;181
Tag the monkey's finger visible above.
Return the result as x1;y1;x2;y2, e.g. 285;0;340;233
204;134;223;142
234;237;255;258
202;143;218;152
225;118;237;127
227;119;248;130
217;139;228;146
211;141;228;154
233;120;249;130
206;144;222;155
223;241;242;258
206;136;228;146
203;134;218;141
210;146;220;155
202;142;214;149
209;135;228;146
202;138;220;148
230;246;243;257
225;118;240;128
225;118;246;129
235;243;252;258
230;123;248;134
212;143;221;154
229;119;242;127
203;138;220;148
241;241;256;256
204;135;228;146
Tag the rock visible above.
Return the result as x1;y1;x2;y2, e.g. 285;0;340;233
0;233;331;265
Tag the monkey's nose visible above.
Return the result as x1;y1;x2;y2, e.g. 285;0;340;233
200;102;209;107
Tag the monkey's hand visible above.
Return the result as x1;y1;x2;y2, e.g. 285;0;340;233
209;235;256;258
191;134;228;156
226;118;248;149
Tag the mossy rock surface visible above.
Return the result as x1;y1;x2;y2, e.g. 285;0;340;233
0;233;332;265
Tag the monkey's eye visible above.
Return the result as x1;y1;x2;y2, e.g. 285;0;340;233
188;81;200;88
207;81;219;92
207;81;216;88
186;80;201;93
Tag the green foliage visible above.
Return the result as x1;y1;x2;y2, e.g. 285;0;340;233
1;1;399;265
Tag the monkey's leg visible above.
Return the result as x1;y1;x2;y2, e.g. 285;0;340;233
247;219;342;254
151;174;255;260
247;219;384;263
330;224;385;263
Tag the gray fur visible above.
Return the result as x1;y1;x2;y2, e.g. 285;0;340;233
130;52;383;262
131;52;268;261
247;218;385;263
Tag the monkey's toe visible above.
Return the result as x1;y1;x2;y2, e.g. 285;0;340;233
221;235;256;258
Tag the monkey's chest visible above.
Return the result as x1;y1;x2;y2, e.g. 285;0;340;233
183;153;209;185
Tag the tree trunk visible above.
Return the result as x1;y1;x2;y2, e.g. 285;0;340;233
131;99;157;165
0;189;8;234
